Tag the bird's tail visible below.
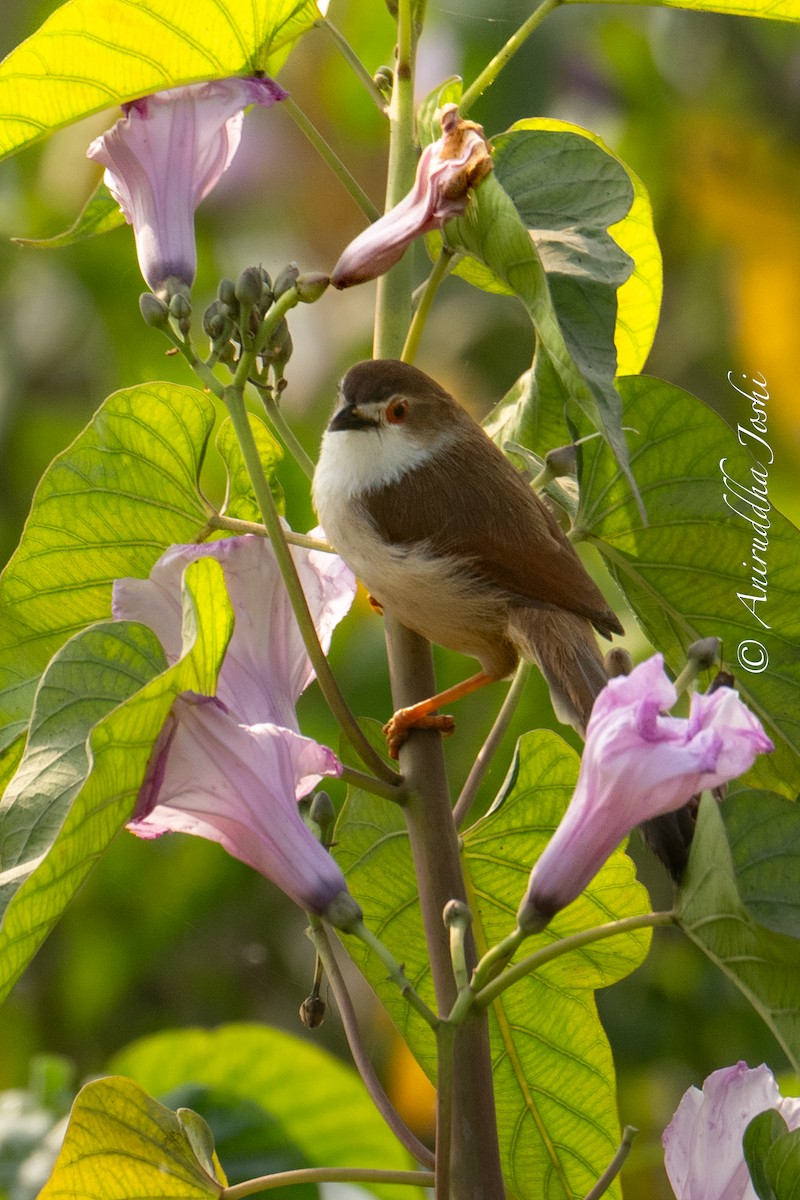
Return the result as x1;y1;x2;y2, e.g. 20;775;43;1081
508;608;609;737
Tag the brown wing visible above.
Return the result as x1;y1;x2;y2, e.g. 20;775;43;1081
362;422;623;638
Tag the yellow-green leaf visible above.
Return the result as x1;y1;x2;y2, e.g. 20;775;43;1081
0;0;320;163
574;0;800;19
39;1076;225;1199
335;730;653;1200
0;557;234;1003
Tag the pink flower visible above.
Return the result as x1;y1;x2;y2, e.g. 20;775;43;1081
331;103;493;287
114;534;361;924
663;1062;800;1200
517;654;774;932
88;77;286;293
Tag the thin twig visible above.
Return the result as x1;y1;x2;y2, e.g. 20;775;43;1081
309;919;435;1169
318;18;390;114
205;512;332;552
339;763;408;805
582;1126;638;1200
257;387;317;480
459;0;563;115
282;97;380;222
401;245;455;365
474;911;675;1009
350;919;440;1030
453;662;531;829
223;1167;434;1198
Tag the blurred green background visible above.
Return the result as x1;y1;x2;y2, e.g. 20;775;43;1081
0;1;799;1196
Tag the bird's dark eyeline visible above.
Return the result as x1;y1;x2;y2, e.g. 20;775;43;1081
313;358;624;754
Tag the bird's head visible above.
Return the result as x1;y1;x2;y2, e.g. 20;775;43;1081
325;360;466;486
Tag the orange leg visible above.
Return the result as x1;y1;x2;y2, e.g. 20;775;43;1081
383;671;495;760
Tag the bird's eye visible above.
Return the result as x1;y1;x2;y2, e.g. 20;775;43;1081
386;398;409;424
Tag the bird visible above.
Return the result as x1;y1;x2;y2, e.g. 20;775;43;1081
312;359;624;759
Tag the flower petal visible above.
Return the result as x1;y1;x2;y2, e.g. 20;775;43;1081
663;1062;795;1200
113;533;356;730
129;693;346;915
87;77;286;291
331;104;493;287
517;654;773;930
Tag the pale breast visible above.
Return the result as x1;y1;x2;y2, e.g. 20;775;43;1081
313;450;516;678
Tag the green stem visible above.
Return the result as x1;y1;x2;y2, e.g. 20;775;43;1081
459;0;563;116
308;919;435;1169
583;1126;638;1200
475;911;675;1010
283;97;380;222
350;920;439;1029
205;512;331;552
222;386;398;785
434;1022;455;1200
453;661;531;830
257;386;317;480
224;1168;434;1198
400;245;455;364
339;763;408;804
319;17;389;113
373;0;417;359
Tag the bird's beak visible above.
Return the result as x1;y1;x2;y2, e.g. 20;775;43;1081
328;404;375;432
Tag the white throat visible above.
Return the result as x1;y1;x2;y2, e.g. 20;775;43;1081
314;426;443;502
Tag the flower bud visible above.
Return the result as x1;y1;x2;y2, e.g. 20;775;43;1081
443;899;472;930
139;292;170;328
235;266;264;307
202;299;232;342
218;277;237;308
544;444;578;477
273;262;300;299
309;790;336;844
686;636;722;672
299;994;327;1029
169;292;191;321
605;647;633;678
324;890;363;932
295;271;330;303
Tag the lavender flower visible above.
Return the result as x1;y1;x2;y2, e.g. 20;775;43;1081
517;654;774;932
663;1062;800;1200
114;534;361;925
331;103;492;287
88;77;286;293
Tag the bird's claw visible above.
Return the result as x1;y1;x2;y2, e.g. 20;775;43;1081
383;709;456;759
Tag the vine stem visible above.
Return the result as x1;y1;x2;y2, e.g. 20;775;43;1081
319;17;389;113
459;0;563;115
257;386;317;480
282;97;380;221
338;763;408;805
223;1167;434;1198
453;660;531;829
350;919;439;1029
583;1126;638;1200
204;512;330;552
474;911;675;1010
400;245;455;364
222;386;399;786
308;919;434;1169
370;2;506;1196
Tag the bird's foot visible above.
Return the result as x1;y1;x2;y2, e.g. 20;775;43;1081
383;708;456;759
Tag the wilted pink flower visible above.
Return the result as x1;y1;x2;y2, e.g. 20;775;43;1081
663;1062;800;1200
331;103;492;287
88;77;287;292
114;534;361;925
517;654;774;932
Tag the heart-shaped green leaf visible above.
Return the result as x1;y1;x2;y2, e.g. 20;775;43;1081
0;0;320;162
335;730;652;1200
